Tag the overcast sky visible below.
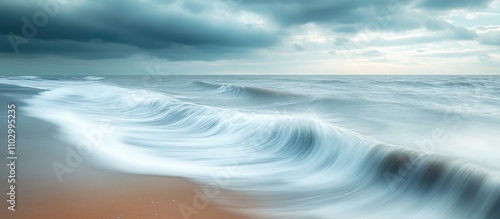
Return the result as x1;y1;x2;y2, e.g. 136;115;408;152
0;0;499;75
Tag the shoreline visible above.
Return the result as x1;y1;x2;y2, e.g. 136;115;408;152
0;88;256;219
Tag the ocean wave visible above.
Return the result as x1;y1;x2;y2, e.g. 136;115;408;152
373;80;435;87
0;76;79;90
318;79;350;84
194;81;303;99
17;80;500;219
83;76;106;81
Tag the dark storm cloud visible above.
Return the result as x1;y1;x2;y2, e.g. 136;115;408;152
0;0;497;60
0;0;278;60
237;0;408;26
0;38;141;60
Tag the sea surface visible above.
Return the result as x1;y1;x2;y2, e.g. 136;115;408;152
1;75;499;219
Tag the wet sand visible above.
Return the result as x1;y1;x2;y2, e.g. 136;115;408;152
9;172;254;219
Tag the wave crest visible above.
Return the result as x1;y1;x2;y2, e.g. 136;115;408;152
195;81;302;99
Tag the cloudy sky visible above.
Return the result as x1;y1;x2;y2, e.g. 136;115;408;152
0;0;499;75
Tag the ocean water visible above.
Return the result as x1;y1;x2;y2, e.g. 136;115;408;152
1;75;500;218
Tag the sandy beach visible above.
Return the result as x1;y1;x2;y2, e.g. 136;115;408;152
9;172;255;219
0;86;255;219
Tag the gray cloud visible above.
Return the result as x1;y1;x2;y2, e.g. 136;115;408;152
0;0;498;62
239;0;375;26
359;50;384;57
411;49;498;58
0;0;278;59
478;31;500;46
417;0;494;10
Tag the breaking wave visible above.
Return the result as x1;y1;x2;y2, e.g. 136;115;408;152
2;76;500;219
194;81;302;99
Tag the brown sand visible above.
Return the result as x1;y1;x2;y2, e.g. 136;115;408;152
6;173;255;219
